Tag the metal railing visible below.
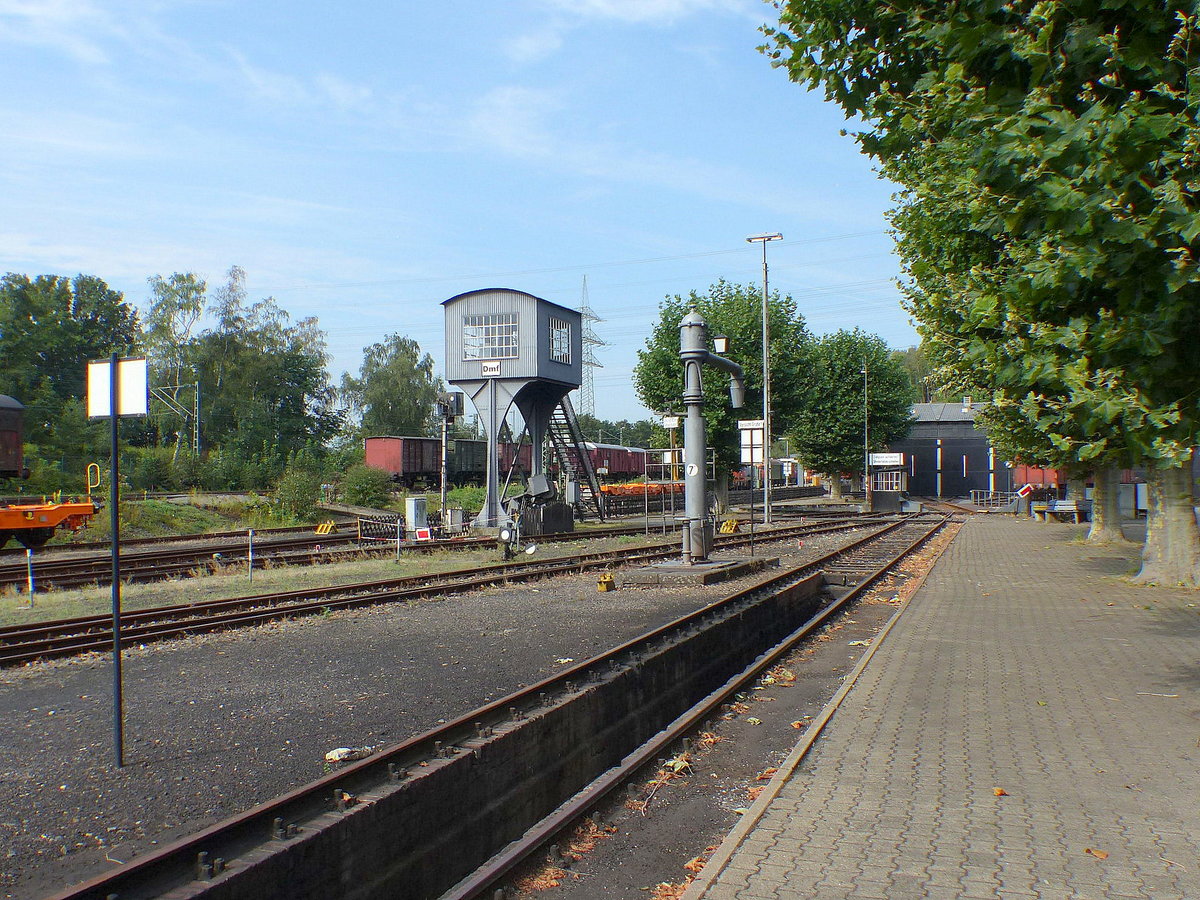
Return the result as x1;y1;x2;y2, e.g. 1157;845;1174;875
969;489;1021;508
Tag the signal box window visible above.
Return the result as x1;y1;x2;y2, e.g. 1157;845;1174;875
549;316;571;364
463;314;519;360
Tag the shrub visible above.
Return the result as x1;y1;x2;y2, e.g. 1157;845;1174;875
340;464;393;508
272;465;322;521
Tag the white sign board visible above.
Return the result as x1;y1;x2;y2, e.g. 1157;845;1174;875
481;361;501;377
868;452;904;467
87;358;149;418
739;427;764;464
661;415;680;429
737;419;765;430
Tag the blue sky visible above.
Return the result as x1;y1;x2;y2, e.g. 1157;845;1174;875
0;0;917;424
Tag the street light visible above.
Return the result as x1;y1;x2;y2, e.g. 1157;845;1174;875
861;362;871;512
746;232;782;524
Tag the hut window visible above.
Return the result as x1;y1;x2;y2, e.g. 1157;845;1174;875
549;316;571;364
463;313;519;360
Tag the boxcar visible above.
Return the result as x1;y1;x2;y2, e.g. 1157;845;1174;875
364;436;442;487
450;439;487;483
0;395;23;480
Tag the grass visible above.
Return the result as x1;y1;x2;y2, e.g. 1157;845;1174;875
0;530;672;628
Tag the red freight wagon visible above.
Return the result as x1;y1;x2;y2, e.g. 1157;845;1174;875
364;436;442;487
498;442;533;475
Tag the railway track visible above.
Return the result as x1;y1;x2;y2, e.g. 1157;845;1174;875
0;521;678;592
0;521;352;560
44;514;950;900
0;518;888;667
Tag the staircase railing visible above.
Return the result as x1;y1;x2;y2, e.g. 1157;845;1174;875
546;395;605;520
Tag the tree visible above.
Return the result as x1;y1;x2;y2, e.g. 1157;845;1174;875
340;334;442;438
144;273;206;459
787;330;915;495
0;273;141;481
633;280;815;475
765;0;1200;584
189;289;342;464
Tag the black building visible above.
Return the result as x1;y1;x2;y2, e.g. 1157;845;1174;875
889;402;1013;498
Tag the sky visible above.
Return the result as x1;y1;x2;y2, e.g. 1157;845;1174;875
0;0;918;424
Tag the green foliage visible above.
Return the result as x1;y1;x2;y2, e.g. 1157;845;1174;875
787;330;915;477
272;464;322;522
633;280;816;472
574;413;655;447
127;447;177;491
0;274;140;477
340;333;442;439
83;499;232;541
446;484;486;515
340;464;394;507
765;0;1200;471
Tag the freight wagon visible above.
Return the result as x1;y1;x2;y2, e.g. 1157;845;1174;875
364;436;645;487
0;395;24;479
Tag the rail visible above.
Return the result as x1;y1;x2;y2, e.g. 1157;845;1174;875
41;515;948;900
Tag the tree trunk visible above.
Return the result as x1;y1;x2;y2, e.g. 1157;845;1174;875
827;475;843;500
1135;458;1200;588
1088;467;1128;544
1066;473;1085;503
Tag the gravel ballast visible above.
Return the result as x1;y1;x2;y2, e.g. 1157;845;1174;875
0;524;900;899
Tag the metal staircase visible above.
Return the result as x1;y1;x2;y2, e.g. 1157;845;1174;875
545;394;605;520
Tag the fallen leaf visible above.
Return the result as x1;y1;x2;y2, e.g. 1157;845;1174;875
848;639;871;647
1085;848;1109;860
790;720;806;729
993;787;1008;797
683;856;706;874
649;881;692;900
1037;701;1048;706
746;717;762;725
747;786;765;802
515;866;566;891
756;768;778;781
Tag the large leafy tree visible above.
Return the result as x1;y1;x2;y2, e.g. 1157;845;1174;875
787;329;915;493
340;334;442;438
633;280;815;475
144;272;206;457
143;269;342;468
766;0;1200;584
0;274;141;477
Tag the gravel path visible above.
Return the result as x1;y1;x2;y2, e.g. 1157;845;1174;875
1;527;868;899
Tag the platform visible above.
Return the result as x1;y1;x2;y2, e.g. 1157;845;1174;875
685;515;1200;899
621;556;779;586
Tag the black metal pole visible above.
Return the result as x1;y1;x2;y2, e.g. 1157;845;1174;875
109;352;124;768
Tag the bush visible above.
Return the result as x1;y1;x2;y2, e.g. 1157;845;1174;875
340;464;393;508
128;448;176;491
446;485;485;515
272;465;322;521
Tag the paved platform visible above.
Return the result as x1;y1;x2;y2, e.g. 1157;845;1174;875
686;515;1200;900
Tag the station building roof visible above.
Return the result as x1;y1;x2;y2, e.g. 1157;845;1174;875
0;395;24;411
910;401;986;423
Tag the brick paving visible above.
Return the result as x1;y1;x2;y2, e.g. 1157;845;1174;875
688;515;1200;900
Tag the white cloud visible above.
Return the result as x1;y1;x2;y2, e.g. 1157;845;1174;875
0;0;120;63
502;24;565;64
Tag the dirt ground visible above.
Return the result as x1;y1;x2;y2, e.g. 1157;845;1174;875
0;520;956;900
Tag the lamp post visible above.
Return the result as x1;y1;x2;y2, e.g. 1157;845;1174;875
861;362;871;512
746;232;782;524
